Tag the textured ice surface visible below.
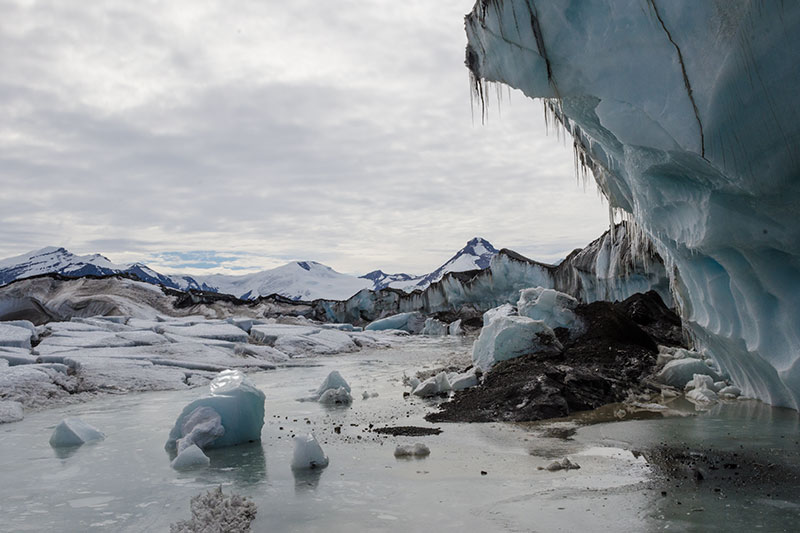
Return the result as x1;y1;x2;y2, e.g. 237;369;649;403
166;370;265;451
517;287;581;331
0;323;33;349
175;406;225;453
450;368;480;391
0;400;24;423
170;486;257;533
250;324;358;356
472;312;562;372
413;371;452;397
291;433;329;470
170;444;210;470
465;0;800;407
49;418;105;447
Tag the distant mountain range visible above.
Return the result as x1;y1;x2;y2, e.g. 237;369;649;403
0;238;499;302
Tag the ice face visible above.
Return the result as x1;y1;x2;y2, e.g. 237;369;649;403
291;433;329;470
472;312;562;372
0;323;33;349
49;418;105;448
420;318;448;336
465;1;800;407
165;369;265;451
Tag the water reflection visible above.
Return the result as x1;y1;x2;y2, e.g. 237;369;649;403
205;442;267;485
52;445;81;460
292;467;325;494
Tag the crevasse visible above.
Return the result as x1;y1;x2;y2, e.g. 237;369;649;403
465;0;800;407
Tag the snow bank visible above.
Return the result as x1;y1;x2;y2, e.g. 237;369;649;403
49;418;105;447
472;311;562;372
291;433;328;470
166;370;265;451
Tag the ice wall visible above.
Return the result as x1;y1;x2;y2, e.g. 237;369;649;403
313;223;669;324
465;0;800;407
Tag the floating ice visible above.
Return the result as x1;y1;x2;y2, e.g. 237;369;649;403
175;406;225;453
291;433;328;470
165;370;265;451
49;418;105;448
517;287;581;331
394;443;431;457
170;444;211;470
318;387;352;405
472;312;562;372
315;370;350;398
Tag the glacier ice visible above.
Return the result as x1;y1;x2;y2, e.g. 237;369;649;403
49;418;105;448
472;311;562;372
450;368;480;391
170;444;211;470
174;406;225;453
655;357;721;389
413;371;452;397
420;317;448;336
464;0;800;407
0;323;33;349
448;319;464;336
166;369;265;451
364;312;426;334
291;433;329;470
517;287;581;331
315;370;350;397
318;387;352;405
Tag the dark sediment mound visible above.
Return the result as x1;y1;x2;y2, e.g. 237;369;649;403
426;291;682;423
372;426;442;436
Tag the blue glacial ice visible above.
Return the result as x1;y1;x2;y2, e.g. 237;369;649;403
464;0;800;407
49;418;105;448
165;369;265;452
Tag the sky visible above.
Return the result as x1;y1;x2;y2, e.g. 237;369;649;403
0;0;609;277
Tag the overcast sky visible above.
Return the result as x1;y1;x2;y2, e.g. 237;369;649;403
0;0;609;276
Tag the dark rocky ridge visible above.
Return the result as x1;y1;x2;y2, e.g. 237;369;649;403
426;291;683;423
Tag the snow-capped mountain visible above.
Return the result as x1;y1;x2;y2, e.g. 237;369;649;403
0;237;499;302
197;261;372;302
364;237;498;292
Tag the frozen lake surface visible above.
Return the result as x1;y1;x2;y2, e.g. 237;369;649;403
1;337;799;532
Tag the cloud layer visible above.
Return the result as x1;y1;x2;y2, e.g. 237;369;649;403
0;0;609;276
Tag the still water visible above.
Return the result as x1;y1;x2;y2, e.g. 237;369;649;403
1;337;798;532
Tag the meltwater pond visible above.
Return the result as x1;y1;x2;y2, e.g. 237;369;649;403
1;337;799;532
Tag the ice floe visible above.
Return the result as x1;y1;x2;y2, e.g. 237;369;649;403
291;433;329;470
49;418;105;447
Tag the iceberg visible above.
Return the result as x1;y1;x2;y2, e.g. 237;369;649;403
315;370;351;397
49;418;105;448
314;371;352;404
291;433;329;470
463;1;800;407
165;369;265;451
170;444;211;470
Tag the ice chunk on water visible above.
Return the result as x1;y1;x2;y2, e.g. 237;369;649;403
517;287;582;331
316;370;350;397
394;443;431;457
170;444;211;470
318;387;353;405
364;312;426;334
656;358;721;388
0;400;24;424
0;323;33;349
291;433;328;470
165;369;265;451
472;314;562;372
49;418;105;447
175;406;225;453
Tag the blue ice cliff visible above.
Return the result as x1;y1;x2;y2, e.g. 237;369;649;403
464;0;800;407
